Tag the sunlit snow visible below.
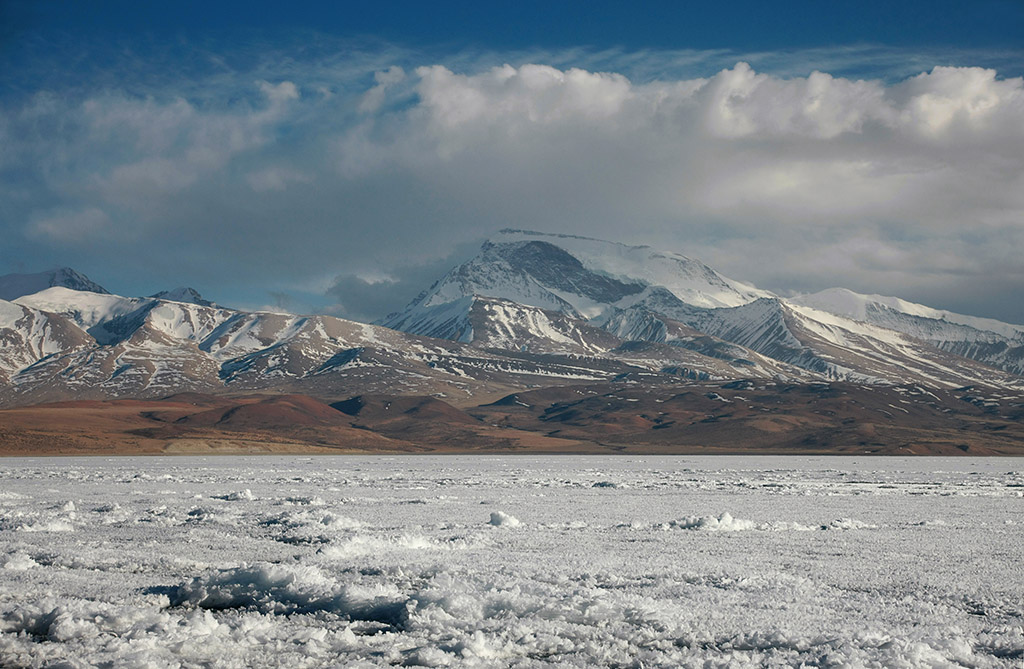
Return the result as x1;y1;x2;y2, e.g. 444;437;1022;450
1;456;1022;667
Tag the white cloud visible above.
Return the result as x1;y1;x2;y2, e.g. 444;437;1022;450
699;63;892;138
359;66;406;113
896;66;1024;138
259;80;300;104
414;63;634;128
107;157;198;197
334;60;1024;322
339;61;1024;235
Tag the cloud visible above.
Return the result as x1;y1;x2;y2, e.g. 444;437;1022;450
896;66;1024;138
336;61;1024;281
259;80;300;104
699;63;892;138
3;47;1024;324
414;63;634;128
359;66;406;113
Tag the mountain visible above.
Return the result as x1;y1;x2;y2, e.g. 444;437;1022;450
381;229;768;337
0;267;108;300
383;230;1024;390
1;284;661;407
791;288;1024;376
4;232;1024;415
681;297;1022;387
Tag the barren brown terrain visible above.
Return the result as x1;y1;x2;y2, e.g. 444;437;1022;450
1;380;1023;456
470;381;1024;455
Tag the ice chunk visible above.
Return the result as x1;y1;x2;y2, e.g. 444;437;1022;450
2;553;40;570
170;562;409;624
17;519;75;532
488;511;521;527
671;512;756;531
214;489;254;501
823;518;878;530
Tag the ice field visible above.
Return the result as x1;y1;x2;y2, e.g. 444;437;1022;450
1;455;1022;668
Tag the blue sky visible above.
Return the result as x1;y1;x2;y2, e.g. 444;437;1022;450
3;1;1024;322
6;1;1024;57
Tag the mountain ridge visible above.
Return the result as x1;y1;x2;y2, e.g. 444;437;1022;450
3;230;1024;412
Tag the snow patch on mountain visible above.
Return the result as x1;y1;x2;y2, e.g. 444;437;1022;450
0;300;95;381
382;296;476;343
468;297;621;355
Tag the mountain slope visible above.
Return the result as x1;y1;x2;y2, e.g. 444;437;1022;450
0;299;95;385
686;298;1022;387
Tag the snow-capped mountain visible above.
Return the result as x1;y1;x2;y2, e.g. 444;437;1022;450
381;229;768;335
684;297;1022;387
0;267;108;300
4;233;1024;409
1;280;667;407
791;288;1024;376
383;230;1024;389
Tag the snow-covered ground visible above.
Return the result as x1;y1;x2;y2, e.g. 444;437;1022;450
1;456;1022;668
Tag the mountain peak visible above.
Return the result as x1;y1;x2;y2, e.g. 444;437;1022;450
385;230;769;330
0;267;108;301
150;287;216;307
380;230;772;351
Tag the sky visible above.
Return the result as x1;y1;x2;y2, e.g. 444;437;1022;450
2;0;1024;324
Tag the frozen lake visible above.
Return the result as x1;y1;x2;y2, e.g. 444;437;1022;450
1;455;1022;667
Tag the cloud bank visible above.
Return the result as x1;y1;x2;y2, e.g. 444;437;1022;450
2;49;1023;322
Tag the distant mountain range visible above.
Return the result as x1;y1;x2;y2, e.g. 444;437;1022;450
2;230;1023;411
